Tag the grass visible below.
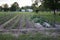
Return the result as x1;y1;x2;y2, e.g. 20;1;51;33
0;33;60;40
39;12;60;23
0;34;16;40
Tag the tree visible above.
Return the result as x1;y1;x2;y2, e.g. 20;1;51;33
42;0;60;27
31;0;40;13
3;4;9;11
10;2;19;11
0;6;2;11
39;5;45;11
31;3;36;11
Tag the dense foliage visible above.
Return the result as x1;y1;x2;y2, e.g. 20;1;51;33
42;0;60;10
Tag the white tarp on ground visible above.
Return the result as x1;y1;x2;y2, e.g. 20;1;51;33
34;23;44;29
43;22;51;28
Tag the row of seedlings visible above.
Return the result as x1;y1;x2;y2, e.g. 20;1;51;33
0;13;16;25
11;15;21;29
2;15;18;29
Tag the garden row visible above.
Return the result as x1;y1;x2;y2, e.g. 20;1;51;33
0;13;17;25
1;15;20;29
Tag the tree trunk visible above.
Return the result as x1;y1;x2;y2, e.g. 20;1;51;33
53;9;56;27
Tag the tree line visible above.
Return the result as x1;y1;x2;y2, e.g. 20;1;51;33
0;0;60;12
0;2;33;12
32;0;60;12
0;2;20;11
0;1;50;12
